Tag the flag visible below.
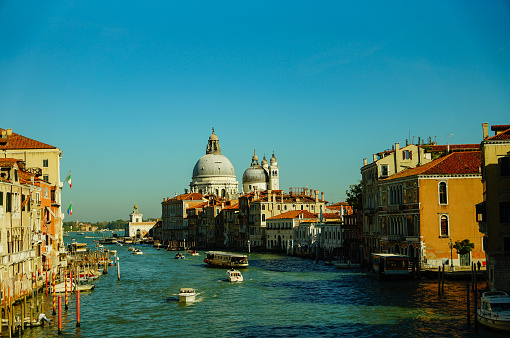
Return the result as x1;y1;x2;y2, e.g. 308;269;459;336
66;171;72;188
67;202;72;215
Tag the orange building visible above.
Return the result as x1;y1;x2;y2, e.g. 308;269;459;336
378;151;485;269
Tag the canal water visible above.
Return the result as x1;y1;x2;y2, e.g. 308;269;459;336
6;233;508;337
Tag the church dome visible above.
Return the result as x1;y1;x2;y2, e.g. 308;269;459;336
242;165;268;184
192;154;236;178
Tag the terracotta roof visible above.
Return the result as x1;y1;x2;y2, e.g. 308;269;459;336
165;193;203;202
224;203;239;210
491;125;510;131
268;210;317;220
421;144;480;152
384;151;481;180
486;127;510;141
0;158;19;167
0;129;56;150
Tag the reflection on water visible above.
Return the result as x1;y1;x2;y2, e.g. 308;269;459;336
4;234;507;337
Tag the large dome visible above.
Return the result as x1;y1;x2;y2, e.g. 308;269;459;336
243;165;268;184
192;154;236;178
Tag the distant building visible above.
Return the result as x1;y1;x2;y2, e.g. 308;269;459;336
242;151;279;193
124;204;156;239
190;128;239;199
477;123;510;292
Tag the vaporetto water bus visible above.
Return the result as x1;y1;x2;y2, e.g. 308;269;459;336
204;251;249;268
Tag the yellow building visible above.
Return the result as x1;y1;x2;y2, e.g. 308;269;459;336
379;151;485;269
477;123;510;292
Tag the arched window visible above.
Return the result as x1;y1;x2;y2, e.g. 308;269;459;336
439;182;447;204
262;214;266;222
440;215;449;237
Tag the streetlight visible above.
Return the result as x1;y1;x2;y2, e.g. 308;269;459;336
449;237;454;271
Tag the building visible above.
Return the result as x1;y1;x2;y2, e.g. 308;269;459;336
477;123;510;292
242;151;279;193
266;210;317;251
379;151;485;269
190;128;239;199
124;204;157;239
161;192;207;243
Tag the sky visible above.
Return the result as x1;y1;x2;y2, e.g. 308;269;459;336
1;1;509;223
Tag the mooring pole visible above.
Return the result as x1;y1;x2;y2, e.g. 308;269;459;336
76;289;81;327
52;272;56;315
117;256;120;281
58;295;62;335
466;283;470;324
438;266;441;296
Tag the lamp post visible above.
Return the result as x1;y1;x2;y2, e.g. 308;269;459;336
449;237;454;272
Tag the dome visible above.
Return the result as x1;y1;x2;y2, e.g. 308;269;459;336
243;165;268;184
192;154;236;178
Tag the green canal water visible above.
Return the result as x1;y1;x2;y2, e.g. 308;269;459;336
6;233;508;337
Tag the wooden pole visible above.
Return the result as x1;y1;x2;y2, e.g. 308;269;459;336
65;267;68;310
52;272;56;315
76;289;80;327
474;282;478;332
45;271;48;296
58;295;62;335
117;257;120;281
466;283;470;325
441;264;445;294
438;266;441;296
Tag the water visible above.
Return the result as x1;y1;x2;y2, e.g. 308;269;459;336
7;233;508;337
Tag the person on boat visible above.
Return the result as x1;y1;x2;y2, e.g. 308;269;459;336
477;261;481;271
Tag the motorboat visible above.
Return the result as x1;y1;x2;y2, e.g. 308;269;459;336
132;249;143;255
51;281;95;293
187;250;199;256
204;251;248;268
178;288;196;303
175;253;185;259
128;246;135;251
477;290;510;331
226;269;243;282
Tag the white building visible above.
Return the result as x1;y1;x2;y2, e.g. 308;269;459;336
242;151;279;193
190;128;239;199
124;204;156;239
266;210;317;251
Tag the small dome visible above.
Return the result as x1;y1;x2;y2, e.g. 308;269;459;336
192;154;236;178
270;153;277;165
243;165;268;184
261;155;268;167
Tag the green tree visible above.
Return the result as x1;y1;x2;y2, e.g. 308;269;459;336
345;181;362;211
454;239;475;255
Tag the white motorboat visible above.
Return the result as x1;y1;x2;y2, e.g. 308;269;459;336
477;290;510;331
226;269;243;282
128;246;135;251
132;249;143;255
178;288;196;303
51;281;95;293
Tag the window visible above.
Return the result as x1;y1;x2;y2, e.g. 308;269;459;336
381;165;389;177
500;157;510;177
439;182;447;204
43;175;49;182
503;236;510;253
6;192;11;212
440;215;449;237
14;170;18;182
500;202;510;223
43;159;49;167
262;214;266;222
0;191;3;206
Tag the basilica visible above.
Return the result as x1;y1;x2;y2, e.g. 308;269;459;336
189;128;279;198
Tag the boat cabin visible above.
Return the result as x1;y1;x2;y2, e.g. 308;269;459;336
71;242;87;254
371;253;410;279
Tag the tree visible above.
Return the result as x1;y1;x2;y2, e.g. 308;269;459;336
345;181;362;211
454;239;475;255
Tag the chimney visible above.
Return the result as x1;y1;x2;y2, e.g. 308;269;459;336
482;123;489;140
268;190;272;202
321;192;324;201
6;128;12;136
363;158;368;166
315;190;318;202
394;142;400;171
373;154;377;162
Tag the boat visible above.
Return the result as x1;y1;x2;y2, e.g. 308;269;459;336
368;253;410;280
334;260;361;269
187;250;199;256
175;253;185;259
77;232;84;235
128;246;136;252
132;249;143;255
477;290;510;331
177;288;196;303
71;242;87;254
204;251;249;268
51;281;95;293
226;269;243;282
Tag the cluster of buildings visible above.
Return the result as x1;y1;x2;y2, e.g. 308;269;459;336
156;129;354;257
0;128;64;300
360;123;510;292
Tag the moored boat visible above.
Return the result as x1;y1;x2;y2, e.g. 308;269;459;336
178;288;196;303
368;253;410;280
226;269;243;282
175;253;185;259
477;290;510;331
132;249;143;255
204;251;248;268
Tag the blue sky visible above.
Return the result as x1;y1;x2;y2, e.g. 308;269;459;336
1;1;509;222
